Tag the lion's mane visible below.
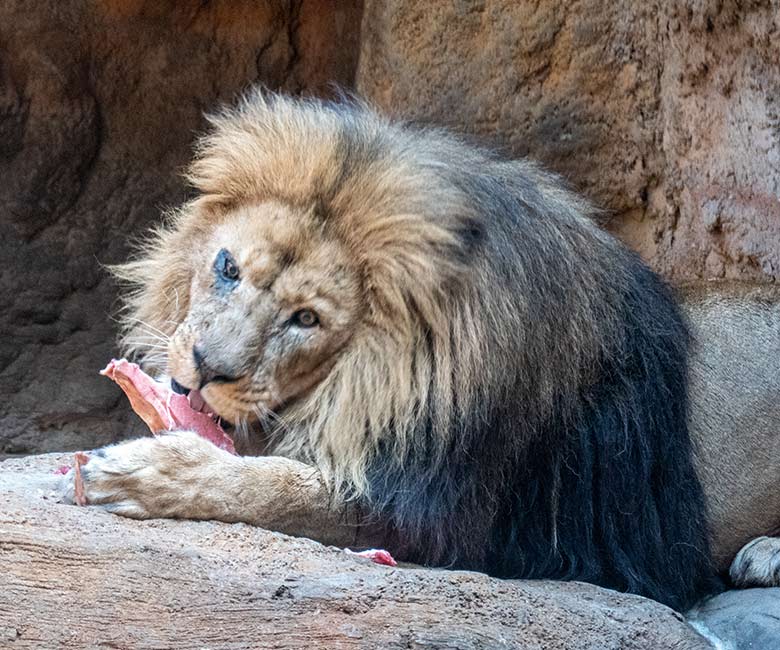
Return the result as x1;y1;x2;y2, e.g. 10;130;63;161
117;91;716;610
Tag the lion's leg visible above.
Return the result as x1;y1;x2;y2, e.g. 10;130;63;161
59;431;373;549
729;536;780;588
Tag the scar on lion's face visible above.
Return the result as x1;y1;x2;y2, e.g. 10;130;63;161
166;200;364;425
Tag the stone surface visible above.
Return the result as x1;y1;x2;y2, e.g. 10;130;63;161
0;0;362;454
357;0;780;281
0;453;711;650
689;588;780;650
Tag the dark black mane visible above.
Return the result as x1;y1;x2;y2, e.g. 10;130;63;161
362;149;717;612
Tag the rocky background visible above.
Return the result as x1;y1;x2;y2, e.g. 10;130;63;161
2;0;778;455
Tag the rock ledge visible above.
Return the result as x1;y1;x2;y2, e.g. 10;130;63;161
0;453;710;650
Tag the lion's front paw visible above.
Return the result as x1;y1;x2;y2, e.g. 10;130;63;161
59;431;238;521
730;536;780;588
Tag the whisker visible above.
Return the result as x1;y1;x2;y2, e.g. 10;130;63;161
122;340;169;351
133;331;170;345
134;352;168;369
234;415;251;447
122;316;172;341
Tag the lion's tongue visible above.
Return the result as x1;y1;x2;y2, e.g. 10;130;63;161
100;359;237;455
187;389;208;414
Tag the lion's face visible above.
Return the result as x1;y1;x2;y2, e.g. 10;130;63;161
166;201;364;425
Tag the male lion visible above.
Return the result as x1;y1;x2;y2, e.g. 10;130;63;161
64;91;780;611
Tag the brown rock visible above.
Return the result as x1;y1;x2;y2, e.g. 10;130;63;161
3;0;779;458
0;453;710;650
357;0;780;281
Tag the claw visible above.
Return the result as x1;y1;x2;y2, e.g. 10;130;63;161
72;451;90;506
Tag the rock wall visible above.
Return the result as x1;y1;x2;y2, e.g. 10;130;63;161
0;0;362;454
2;0;778;453
357;0;780;281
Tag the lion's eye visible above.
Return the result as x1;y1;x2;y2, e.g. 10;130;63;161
291;309;319;328
223;258;239;280
214;248;240;284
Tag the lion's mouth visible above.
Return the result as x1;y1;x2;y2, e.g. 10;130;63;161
101;359;237;453
171;378;246;432
171;379;223;423
182;386;236;433
185;388;210;417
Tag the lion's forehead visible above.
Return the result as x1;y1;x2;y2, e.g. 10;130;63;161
199;205;362;309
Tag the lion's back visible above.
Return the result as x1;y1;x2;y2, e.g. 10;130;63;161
684;283;780;568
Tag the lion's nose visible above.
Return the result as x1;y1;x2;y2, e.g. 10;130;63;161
192;346;238;388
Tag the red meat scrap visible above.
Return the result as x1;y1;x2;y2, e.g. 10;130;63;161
100;359;236;454
345;548;398;567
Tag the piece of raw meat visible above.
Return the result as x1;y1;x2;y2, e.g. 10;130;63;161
345;548;398;567
101;359;236;454
73;361;396;568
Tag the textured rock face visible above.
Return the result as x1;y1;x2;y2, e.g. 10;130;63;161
688;588;780;650
0;0;362;454
357;0;780;281
0;453;712;650
1;6;778;643
2;1;779;456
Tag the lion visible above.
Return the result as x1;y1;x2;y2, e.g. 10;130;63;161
62;91;780;612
